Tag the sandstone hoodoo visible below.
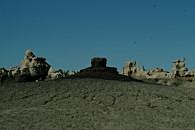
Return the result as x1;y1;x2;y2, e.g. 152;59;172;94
2;49;51;82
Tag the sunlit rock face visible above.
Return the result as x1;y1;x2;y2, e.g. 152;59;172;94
5;49;51;82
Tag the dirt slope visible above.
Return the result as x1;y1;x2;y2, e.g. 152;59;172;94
1;79;195;130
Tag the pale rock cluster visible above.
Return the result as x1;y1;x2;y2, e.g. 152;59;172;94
0;49;68;82
122;59;195;85
15;50;51;81
122;61;147;80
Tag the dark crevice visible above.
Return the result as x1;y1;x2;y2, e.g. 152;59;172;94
43;95;57;105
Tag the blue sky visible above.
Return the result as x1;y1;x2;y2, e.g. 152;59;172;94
0;0;195;71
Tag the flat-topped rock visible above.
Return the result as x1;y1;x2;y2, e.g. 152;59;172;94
91;57;107;68
75;57;131;80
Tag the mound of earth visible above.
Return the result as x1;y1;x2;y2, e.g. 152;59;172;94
1;79;195;130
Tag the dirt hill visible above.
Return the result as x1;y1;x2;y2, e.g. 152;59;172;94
1;79;195;130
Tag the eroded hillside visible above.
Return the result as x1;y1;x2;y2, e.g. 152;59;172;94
1;79;195;130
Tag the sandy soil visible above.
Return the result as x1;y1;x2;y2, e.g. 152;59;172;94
1;79;195;130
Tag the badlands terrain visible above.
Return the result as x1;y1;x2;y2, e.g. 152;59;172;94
1;78;195;130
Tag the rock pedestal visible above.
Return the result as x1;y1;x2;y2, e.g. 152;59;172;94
74;57;130;80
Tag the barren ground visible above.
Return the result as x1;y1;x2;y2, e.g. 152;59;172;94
1;79;195;130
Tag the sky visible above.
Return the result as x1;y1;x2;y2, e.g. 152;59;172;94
0;0;195;71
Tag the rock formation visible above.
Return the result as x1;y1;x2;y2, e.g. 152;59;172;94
122;58;195;85
122;61;147;80
0;68;8;85
171;59;188;77
75;57;129;80
3;50;51;82
15;50;50;81
80;57;118;74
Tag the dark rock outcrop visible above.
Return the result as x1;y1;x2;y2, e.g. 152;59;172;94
74;57;131;80
91;57;107;68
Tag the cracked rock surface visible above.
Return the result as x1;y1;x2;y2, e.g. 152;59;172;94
1;79;195;130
